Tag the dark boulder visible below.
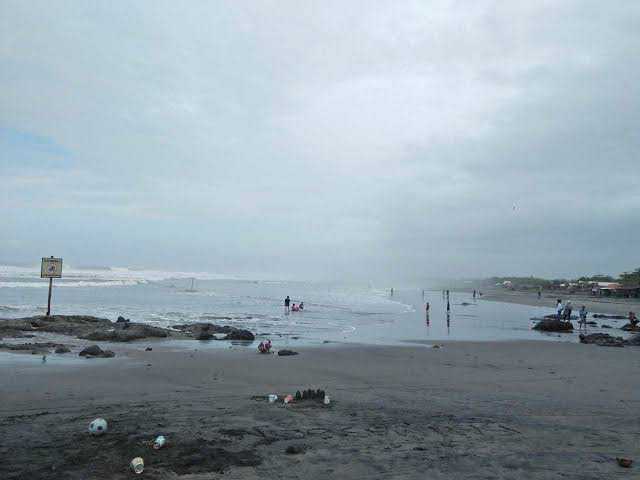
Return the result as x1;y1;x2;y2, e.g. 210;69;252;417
192;324;214;340
624;333;640;346
620;323;640;332
533;319;574;332
593;314;626;319
225;329;255;341
579;333;625;347
278;349;299;356
116;316;129;323
79;345;115;358
173;323;255;341
54;346;70;354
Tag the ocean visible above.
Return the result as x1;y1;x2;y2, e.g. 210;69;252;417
0;265;597;346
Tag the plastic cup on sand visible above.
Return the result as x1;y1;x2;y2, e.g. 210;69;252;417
268;394;278;403
130;457;144;474
153;435;166;450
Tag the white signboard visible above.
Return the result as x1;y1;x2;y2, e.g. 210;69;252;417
41;257;63;278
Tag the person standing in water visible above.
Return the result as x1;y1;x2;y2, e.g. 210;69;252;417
556;299;563;320
390;287;394;297
284;295;291;312
473;289;476;300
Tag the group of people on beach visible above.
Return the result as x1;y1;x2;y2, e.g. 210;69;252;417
284;295;304;312
555;298;639;329
556;299;588;327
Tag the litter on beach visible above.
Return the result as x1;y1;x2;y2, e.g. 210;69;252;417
153;435;166;450
130;457;144;474
88;418;107;436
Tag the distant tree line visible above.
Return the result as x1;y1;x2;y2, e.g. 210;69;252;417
483;268;640;288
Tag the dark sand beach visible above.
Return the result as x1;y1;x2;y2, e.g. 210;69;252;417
2;339;639;479
477;288;640;317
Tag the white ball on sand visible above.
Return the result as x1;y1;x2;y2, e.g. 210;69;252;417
89;418;108;436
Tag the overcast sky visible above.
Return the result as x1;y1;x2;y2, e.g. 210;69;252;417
1;1;639;282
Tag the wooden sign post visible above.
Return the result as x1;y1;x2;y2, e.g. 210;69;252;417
41;257;63;316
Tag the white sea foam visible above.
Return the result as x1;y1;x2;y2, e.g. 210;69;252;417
0;264;238;288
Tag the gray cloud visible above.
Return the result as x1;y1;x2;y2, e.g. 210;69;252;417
1;1;639;281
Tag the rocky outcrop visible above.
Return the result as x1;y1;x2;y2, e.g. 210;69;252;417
0;342;62;353
593;314;626;319
0;315;174;342
172;323;255;341
579;333;625;347
624;333;640;346
532;319;574;332
620;323;640;332
79;345;115;358
79;323;168;342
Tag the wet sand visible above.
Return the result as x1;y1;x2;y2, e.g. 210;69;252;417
478;288;640;317
2;340;639;479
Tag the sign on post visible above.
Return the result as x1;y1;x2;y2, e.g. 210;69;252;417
41;257;63;316
41;257;63;278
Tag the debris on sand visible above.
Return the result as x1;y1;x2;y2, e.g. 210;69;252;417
153;435;166;450
532;319;573;332
79;345;115;358
88;418;108;436
579;333;625;347
130;457;144;474
278;349;299;356
616;457;633;468
285;444;307;455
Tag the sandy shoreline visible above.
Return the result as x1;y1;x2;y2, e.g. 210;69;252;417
2;338;639;479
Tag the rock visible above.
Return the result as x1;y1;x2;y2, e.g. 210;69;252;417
579;333;625;347
620;323;640;332
593;314;626;319
173;323;255;341
80;323;168;342
224;329;255;341
601;324;612;329
54;346;70;354
0;342;59;353
192;324;214;340
145;347;153;351
116;316;129;323
278;349;299;356
79;345;115;358
532;319;574;332
285;444;306;455
624;333;640;346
